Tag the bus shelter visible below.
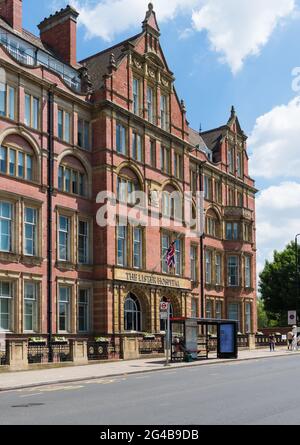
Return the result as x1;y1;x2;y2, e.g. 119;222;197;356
170;317;238;362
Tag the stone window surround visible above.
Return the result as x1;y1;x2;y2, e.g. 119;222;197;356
115;222;145;271
56;207;93;267
0;192;42;259
56;278;94;335
0;272;42;335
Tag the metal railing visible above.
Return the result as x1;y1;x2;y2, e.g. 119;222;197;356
0;347;7;365
138;336;165;355
28;342;49;364
51;342;71;362
255;335;287;347
0;34;81;92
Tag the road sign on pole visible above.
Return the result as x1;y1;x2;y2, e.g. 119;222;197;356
288;311;297;325
160;302;171;367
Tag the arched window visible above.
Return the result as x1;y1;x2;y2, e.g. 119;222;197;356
161;185;182;220
0;135;36;181
117;167;141;205
58;155;87;197
124;293;141;332
160;297;174;332
205;209;221;238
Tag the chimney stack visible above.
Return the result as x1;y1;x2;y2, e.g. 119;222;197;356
38;5;79;67
0;0;22;33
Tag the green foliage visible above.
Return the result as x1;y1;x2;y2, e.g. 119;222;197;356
259;241;300;326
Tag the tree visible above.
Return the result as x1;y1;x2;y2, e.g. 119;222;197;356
257;298;277;329
259;241;300;326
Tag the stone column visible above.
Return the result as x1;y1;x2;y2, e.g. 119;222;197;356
7;339;28;370
70;339;88;364
248;334;256;351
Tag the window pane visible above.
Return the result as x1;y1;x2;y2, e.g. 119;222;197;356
8;86;15;120
9;149;15;176
58;110;63;139
84;121;90;149
58;166;63;191
32;97;39;129
0;281;11;331
64;112;70;143
18;151;24;178
0;146;7;173
26;154;33;180
78;118;83;147
0;83;5;116
78;221;88;264
25;94;30;126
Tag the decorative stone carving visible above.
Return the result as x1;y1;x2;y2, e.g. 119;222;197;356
133;58;143;69
161;77;169;87
149;189;160;207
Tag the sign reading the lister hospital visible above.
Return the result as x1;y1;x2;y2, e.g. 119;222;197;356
114;268;191;290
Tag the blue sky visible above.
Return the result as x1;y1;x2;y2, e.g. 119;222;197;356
23;0;300;275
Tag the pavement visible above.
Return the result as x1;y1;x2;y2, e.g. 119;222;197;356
0;347;298;392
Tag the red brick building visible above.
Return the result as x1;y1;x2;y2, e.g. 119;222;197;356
0;1;257;353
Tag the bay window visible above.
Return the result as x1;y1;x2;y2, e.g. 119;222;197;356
228;256;239;287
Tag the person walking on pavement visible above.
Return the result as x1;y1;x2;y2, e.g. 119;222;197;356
269;334;276;352
287;331;294;350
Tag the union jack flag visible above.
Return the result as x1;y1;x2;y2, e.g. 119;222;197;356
166;241;176;268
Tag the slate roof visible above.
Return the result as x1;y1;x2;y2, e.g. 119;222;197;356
200;127;227;151
188;127;208;151
80;33;143;90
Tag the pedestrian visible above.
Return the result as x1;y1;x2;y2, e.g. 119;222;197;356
269;334;276;352
287;331;294;350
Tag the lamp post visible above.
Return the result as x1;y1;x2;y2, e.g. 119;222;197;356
295;234;300;325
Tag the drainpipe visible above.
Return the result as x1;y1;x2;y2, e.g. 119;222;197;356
47;86;56;361
199;162;206;319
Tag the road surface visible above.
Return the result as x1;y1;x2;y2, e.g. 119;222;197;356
0;355;299;425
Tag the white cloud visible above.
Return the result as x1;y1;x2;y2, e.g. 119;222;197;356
256;182;300;276
56;0;200;42
249;96;300;179
50;1;296;72
192;0;296;73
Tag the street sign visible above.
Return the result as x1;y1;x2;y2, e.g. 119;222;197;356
160;312;168;320
288;311;297;325
160;302;169;312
